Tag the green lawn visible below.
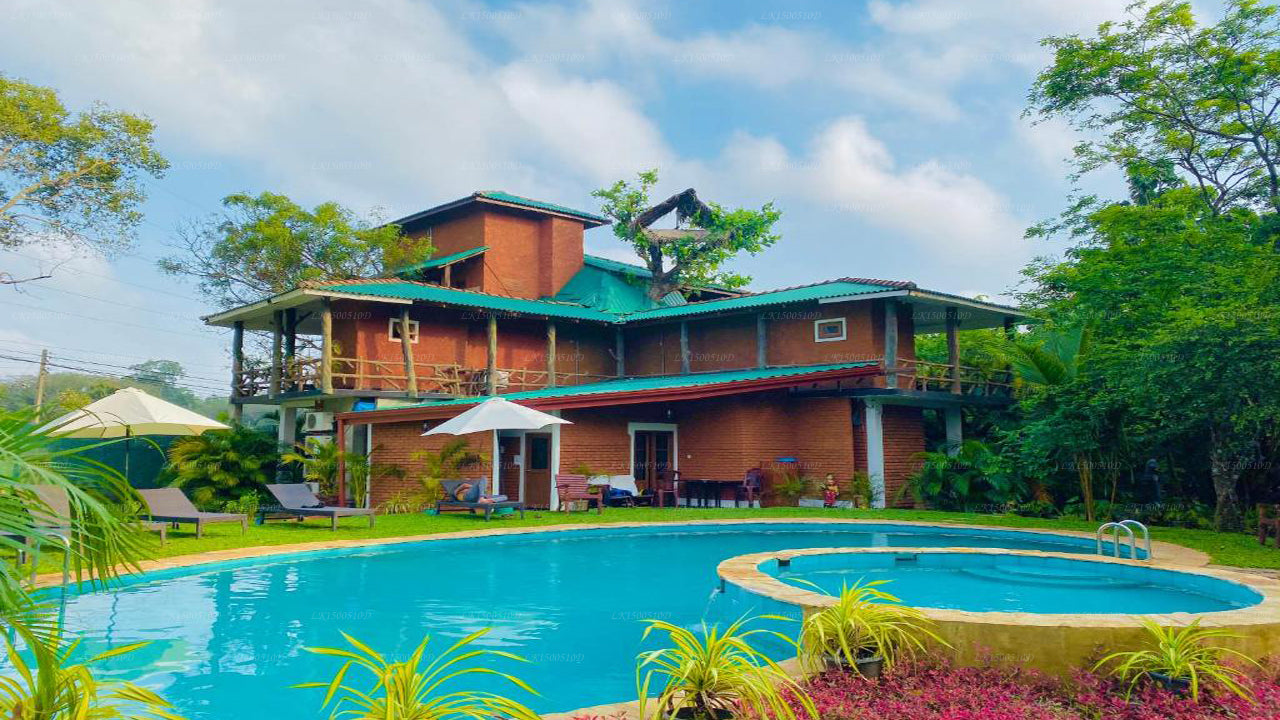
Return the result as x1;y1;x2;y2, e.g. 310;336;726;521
26;506;1280;575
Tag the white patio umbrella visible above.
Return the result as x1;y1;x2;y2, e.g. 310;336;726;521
423;397;570;495
41;387;230;478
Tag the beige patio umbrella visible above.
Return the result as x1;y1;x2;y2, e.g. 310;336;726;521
423;397;570;495
41;387;230;478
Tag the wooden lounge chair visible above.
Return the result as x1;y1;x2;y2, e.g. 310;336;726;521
435;479;525;521
138;487;248;539
555;474;602;514
265;483;375;530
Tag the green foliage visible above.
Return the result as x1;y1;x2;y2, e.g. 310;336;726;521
159;191;430;309
410;439;486;506
1094;618;1258;700
296;628;538;720
222;494;260;519
0;368;226;418
0;73;167;256
165;425;275;508
0;617;184;719
377;491;422;515
797;579;946;673
637;615;815;720
771;470;813;506
281;440;356;499
904;440;1019;512
593;170;781;300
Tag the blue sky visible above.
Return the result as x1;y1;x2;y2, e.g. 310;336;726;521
0;0;1159;393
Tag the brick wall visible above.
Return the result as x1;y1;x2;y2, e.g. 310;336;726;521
882;404;925;507
368;422;493;507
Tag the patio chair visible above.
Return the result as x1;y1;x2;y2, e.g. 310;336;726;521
265;484;375;530
435;479;524;521
733;468;765;508
653;469;680;508
0;485;72;586
1259;504;1280;547
138;488;248;538
555;474;603;514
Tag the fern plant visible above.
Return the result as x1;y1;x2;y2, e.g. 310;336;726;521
1093;618;1258;701
796;579;945;674
166;423;275;508
296;629;538;720
637;615;816;720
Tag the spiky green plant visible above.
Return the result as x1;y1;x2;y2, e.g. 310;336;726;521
637;615;816;720
1093;618;1258;701
166;423;274;507
0;614;184;719
296;629;539;720
410;439;486;506
796;579;946;674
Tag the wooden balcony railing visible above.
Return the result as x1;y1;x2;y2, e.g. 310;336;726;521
895;358;1014;397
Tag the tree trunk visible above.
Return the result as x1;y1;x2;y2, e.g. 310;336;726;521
1209;439;1245;532
1076;453;1095;522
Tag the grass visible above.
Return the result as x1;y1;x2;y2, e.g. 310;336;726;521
21;506;1280;576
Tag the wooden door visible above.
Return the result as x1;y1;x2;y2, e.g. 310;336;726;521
524;432;552;509
632;430;675;493
498;436;521;499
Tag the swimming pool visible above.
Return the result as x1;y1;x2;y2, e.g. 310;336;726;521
52;522;1163;716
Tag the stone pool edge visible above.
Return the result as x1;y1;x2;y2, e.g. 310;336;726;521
33;517;1209;589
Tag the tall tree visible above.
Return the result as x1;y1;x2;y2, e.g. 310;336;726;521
1027;0;1280;218
159;191;430;309
0;74;167;269
593;170;781;301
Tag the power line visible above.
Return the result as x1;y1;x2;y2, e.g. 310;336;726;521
14;283;201;321
0;345;228;386
0;250;206;303
0;353;227;395
0;299;221;340
0;338;228;372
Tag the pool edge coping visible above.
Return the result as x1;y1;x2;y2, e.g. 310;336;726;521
33;517;1209;589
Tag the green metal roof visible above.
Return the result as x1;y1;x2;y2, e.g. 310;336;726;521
581;254;652;278
321;281;618;322
622;279;897;321
392;246;488;278
477;191;609;225
373;362;877;410
551;257;659;314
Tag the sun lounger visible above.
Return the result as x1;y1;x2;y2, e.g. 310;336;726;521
138;487;248;538
265;483;375;530
436;479;524;521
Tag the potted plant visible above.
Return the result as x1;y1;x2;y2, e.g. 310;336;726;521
1093;618;1257;701
771;470;811;507
637;616;816;720
847;472;872;509
798;579;946;678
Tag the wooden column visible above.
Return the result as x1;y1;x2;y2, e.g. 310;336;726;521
679;321;691;375
883;300;898;389
756;313;767;368
945;306;961;394
615;327;625;377
400;308;418;398
442;264;452;288
320;298;334;394
546;320;557;388
231;321;244;421
335;416;347;507
269;311;283;398
486;313;498;395
284;308;297;392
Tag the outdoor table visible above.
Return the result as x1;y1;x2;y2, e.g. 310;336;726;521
684;478;741;507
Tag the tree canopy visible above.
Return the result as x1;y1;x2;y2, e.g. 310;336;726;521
0;74;167;267
592;170;781;300
159;191;431;309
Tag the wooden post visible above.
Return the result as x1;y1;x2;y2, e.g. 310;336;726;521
883;301;898;389
270;311;283;398
231;321;245;421
615;327;625;377
320;299;334;394
546;320;557;388
400;308;418;398
442;264;452;288
284;308;297;392
756;313;767;368
679;321;691;375
335;416;347;507
486;313;498;396
33;349;49;411
946;306;961;394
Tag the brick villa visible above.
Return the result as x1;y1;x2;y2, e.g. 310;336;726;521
204;191;1022;509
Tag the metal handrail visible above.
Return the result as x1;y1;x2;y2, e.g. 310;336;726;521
1118;519;1152;560
1096;522;1136;559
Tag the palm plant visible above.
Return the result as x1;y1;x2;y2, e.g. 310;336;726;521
637;615;816;720
903;440;1018;511
166;423;274;508
796;579;946;674
282;439;348;498
0;615;185;719
296;629;539;720
1093;618;1258;701
410;439;486;506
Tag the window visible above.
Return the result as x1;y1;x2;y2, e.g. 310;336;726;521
388;317;419;343
813;317;847;343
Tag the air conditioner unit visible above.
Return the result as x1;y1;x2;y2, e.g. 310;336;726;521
303;411;335;433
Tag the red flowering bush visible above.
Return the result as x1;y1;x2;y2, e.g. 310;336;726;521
1067;656;1280;720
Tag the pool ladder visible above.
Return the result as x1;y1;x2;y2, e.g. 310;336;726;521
1095;520;1151;560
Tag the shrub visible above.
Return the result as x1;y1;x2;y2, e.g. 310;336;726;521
1093;619;1257;701
797;580;945;673
165;423;276;508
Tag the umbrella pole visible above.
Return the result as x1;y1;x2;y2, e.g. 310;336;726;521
492;429;499;496
124;429;131;484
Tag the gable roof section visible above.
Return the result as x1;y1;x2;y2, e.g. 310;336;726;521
621;278;906;321
391;246;488;278
319;280;617;322
391;191;608;230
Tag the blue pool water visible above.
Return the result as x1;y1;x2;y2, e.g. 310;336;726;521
770;551;1262;614
50;522;1183;716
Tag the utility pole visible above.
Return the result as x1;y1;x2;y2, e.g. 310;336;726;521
33;349;49;411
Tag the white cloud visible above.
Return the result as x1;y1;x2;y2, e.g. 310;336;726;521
1012;114;1081;175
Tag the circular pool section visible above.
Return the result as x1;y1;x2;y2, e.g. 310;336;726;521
45;523;1160;718
770;550;1262;614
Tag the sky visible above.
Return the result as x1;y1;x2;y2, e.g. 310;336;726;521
0;0;1167;394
